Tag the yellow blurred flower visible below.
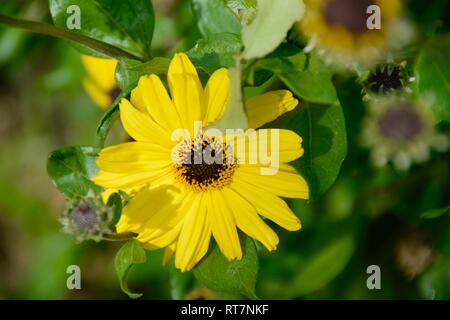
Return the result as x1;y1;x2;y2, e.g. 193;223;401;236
300;0;403;67
81;55;120;109
92;53;309;271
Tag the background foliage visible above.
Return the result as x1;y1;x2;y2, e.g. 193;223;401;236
0;0;449;299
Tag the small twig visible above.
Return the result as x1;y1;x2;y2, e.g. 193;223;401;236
103;232;137;241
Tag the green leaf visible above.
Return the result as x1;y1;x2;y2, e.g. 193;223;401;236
241;0;303;60
194;236;258;299
192;0;242;37
115;58;142;92
115;240;147;299
207;64;248;130
169;264;194;300
130;57;171;75
95;92;126;147
47;146;102;198
106;192;123;227
258;48;339;105
421;205;450;219
113;58;170;105
0;13;142;61
225;0;257;25
419;256;450;300
49;0;155;60
187;32;242;73
415;36;450;123
290;235;355;296
271;102;347;200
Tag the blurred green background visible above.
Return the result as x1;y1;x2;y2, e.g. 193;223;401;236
0;0;449;300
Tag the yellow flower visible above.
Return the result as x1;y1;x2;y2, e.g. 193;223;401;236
300;0;402;67
92;53;309;271
81;55;120;109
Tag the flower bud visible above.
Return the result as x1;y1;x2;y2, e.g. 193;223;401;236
361;62;414;100
60;194;113;241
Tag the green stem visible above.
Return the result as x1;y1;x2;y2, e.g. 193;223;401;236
96;103;120;148
103;232;136;241
0;14;145;62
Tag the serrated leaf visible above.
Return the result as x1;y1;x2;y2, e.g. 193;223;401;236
47;146;102;198
115;240;147;299
49;0;154;60
187;32;242;73
415;36;450;123
192;0;242;37
241;0;303;60
194;236;258;299
290;235;355;296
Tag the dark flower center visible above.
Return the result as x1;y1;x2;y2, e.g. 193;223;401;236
70;202;99;231
173;135;237;192
367;64;404;94
324;0;375;34
378;105;423;140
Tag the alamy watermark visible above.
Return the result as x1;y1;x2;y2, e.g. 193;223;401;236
367;5;382;30
66;5;81;30
366;265;381;290
66;265;81;290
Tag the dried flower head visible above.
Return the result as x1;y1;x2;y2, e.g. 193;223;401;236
360;95;449;170
60;194;114;242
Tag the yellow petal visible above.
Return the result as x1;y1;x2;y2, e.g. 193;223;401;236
168;53;203;131
202;68;229;125
116;185;181;234
235;164;309;199
222;187;279;251
229;129;304;164
138;75;182;132
137;192;196;244
231;178;301;231
96;142;171;173
175;194;211;272
130;86;147;112
162;242;177;266
83;78;111;109
81;55;117;91
119;98;173;147
274;129;305;163
246;90;299;128
207;190;242;260
92;167;171;190
139;222;183;249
